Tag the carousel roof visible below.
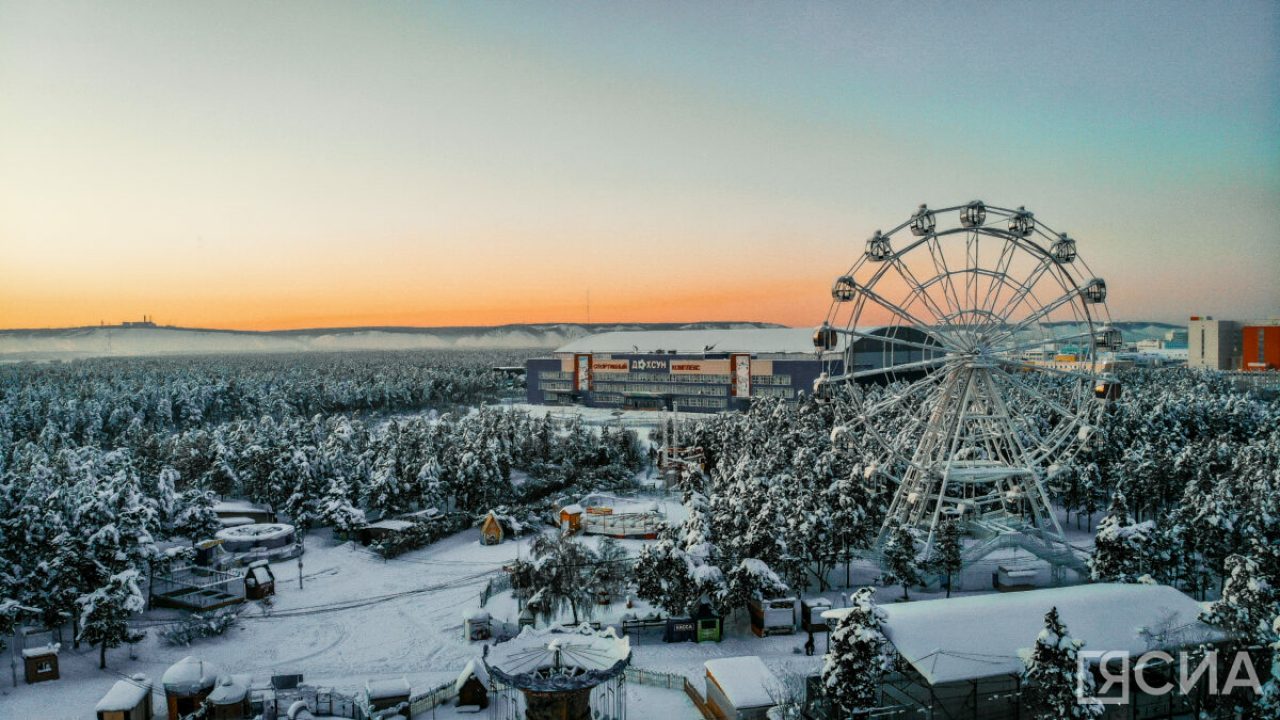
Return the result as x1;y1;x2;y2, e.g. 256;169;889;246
483;624;631;692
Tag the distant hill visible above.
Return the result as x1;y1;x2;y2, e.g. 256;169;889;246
0;319;1187;362
0;322;784;362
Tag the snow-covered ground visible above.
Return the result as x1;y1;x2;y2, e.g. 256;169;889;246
0;498;1097;720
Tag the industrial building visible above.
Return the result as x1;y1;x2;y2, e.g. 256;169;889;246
524;327;935;413
1188;316;1280;371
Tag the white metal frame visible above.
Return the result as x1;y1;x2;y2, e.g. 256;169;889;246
820;202;1112;564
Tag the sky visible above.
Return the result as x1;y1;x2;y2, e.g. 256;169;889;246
1;1;1277;331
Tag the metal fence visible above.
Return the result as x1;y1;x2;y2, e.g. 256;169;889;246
151;565;245;610
479;573;513;607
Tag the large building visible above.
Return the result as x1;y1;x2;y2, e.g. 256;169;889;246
1188;316;1280;371
524;327;935;413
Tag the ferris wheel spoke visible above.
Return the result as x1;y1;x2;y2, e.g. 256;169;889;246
975;239;1019;337
988;364;1080;424
834;327;948;355
989;328;1098;357
831;355;949;382
852;284;959;352
984;282;1087;349
925;234;966;329
888;254;954;336
992;356;1095;383
981;254;1056;340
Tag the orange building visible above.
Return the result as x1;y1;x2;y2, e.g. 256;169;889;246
1242;325;1280;371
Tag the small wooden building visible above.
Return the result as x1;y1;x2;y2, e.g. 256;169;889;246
161;656;220;720
244;560;275;600
747;595;796;638
480;512;504;545
213;499;276;526
463;608;492;641
365;677;412;718
704;656;781;720
358;519;415;547
95;675;152;720
455;659;491;709
800;597;833;633
22;643;59;684
558;504;583;534
206;675;250;720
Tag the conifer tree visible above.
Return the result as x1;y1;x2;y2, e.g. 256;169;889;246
1021;607;1104;719
928;516;964;598
821;586;889;719
173;488;222;543
78;570;146;669
880;521;921;601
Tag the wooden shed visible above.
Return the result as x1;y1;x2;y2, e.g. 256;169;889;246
480;512;504;546
206;675;250;720
95;675;152;720
365;677;412;718
161;656;220;720
462;608;492;641
358;519;415;546
455;659;491;709
244;560;275;600
704;656;781;720
800;597;833;633
747;595;796;638
22;643;59;684
558;503;583;534
213;499;276;526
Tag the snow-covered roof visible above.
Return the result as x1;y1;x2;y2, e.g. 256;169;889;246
554;328;842;355
463;608;491;622
484;624;631;691
208;675;249;705
365;519;414;531
162;656;220;694
831;583;1223;685
21;643;58;657
366;677;411;700
216;523;295;542
213;499;272;514
455;658;491;693
705;656;782;709
560;504;584;515
95;677;151;712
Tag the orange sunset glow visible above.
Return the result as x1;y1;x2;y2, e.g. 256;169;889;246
1;2;1277;331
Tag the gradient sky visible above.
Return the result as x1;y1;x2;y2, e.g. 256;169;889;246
1;1;1277;330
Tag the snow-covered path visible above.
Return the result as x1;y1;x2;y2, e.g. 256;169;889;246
1;528;526;720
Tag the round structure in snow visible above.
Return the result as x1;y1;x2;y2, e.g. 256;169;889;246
483;624;630;720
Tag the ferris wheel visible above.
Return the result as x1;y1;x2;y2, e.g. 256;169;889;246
814;201;1120;563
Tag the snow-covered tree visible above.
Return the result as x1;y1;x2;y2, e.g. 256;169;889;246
319;478;366;535
821;586;890;718
521;533;598;625
1201;542;1279;648
1021;607;1104;719
1261;615;1280;715
927;516;964;598
1089;489;1156;583
78;570;146;669
172;488;222;543
880;521;921;601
